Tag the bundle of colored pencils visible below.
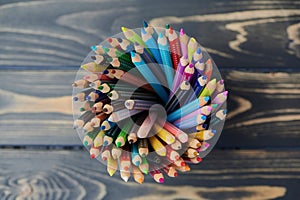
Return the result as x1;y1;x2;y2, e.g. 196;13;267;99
72;21;228;184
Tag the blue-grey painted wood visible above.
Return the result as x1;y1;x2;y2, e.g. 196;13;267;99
0;0;299;69
0;149;298;199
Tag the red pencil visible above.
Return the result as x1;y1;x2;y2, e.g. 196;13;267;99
168;26;181;69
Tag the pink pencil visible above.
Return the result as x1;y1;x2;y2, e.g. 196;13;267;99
179;28;188;58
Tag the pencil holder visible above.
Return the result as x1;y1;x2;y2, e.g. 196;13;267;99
72;22;227;184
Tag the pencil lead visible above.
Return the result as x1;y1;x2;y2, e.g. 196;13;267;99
85;96;91;101
121;26;127;32
130;51;136;58
142;20;148;28
91;46;97;51
108;169;114;176
180;28;185;35
165;24;170;29
116;142;121;148
196;47;201;54
83;141;88;146
73;97;78;101
107;38;112;43
103;141;108;146
90;154;95;159
159;178;164;183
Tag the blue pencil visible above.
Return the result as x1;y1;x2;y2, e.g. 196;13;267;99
131;143;141;166
143;20;158;41
141;28;163;64
158;32;174;89
131;51;168;103
167;96;210;122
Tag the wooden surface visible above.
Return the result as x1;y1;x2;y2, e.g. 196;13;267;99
0;0;299;199
0;149;299;199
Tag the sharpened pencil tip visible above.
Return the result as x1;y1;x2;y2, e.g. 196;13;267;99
224;91;229;96
212;129;217;134
85;96;91;101
196;47;201;54
201;116;207;120
174;172;178;177
91;46;97;51
108;170;114;176
83;141;88;146
142;20;148;28
122;176;129;182
223;109;228;114
103;141;108;146
116;142;121;148
107;38;112;43
73;96;78;101
121;26;127;32
159;178;164;183
165;24;170;29
204;96;210;102
79;108;85;112
180;28;184;35
190;37;196;42
90;154;95;159
130;51;136;57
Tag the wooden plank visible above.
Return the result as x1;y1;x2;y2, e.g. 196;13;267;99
0;0;299;69
0;70;299;147
0;149;298;199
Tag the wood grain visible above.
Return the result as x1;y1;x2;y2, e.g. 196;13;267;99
0;0;299;69
0;149;298;199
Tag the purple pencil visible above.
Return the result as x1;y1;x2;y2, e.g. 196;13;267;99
170;56;189;95
179;28;188;58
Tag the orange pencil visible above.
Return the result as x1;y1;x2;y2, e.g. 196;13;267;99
132;165;144;184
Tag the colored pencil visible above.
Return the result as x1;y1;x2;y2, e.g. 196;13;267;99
158;32;174;89
167;96;210;122
132;165;144;184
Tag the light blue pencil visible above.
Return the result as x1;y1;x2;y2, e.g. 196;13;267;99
174;115;207;129
131;51;168;103
141;28;163;64
158;32;174;89
167;96;210;122
131;143;142;166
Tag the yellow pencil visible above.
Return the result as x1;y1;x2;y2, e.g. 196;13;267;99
153;124;176;145
149;136;167;156
107;157;118;176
